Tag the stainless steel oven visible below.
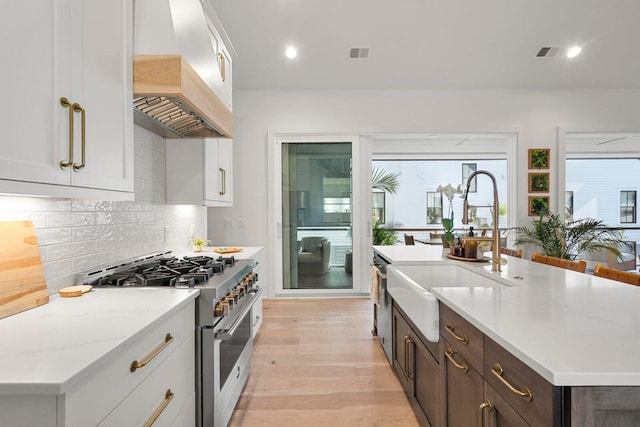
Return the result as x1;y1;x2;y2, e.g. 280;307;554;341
195;260;262;427
80;252;262;427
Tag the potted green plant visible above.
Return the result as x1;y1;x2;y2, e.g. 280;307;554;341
372;219;399;246
512;211;623;260
371;166;400;244
192;238;211;252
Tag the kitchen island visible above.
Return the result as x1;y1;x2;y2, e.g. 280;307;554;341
0;288;199;426
374;245;640;425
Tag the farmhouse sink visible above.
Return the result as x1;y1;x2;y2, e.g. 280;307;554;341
387;263;510;343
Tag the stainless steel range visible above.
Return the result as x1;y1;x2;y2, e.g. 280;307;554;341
82;252;263;427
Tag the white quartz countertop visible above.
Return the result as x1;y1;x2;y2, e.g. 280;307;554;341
431;255;640;386
0;288;199;395
183;246;263;260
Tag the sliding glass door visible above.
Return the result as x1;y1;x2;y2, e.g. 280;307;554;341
282;143;353;290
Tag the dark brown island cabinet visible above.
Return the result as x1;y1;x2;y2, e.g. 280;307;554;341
393;302;441;426
392;302;640;426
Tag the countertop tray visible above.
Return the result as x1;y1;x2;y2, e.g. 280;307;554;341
445;253;488;262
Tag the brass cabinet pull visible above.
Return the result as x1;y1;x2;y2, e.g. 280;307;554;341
218;52;226;82
478;399;492;427
72;103;86;171
130;333;174;372
445;347;469;373
59;97;74;169
445;323;469;344
491;363;533;402
144;389;174;427
403;335;413;380
219;167;226;195
406;336;413;380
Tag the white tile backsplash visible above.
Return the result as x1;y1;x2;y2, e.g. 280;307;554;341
0;126;207;294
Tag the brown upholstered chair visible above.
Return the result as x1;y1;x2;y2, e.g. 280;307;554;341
404;234;415;245
531;252;587;273
593;264;640;286
500;247;523;258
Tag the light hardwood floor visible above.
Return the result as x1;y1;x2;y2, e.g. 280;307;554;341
228;298;419;427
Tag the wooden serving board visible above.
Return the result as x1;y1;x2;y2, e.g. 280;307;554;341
0;221;49;319
59;285;93;298
213;247;243;254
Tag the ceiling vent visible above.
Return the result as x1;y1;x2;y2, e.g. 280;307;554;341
349;47;370;59
535;46;560;59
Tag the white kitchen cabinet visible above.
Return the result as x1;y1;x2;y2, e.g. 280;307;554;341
0;293;197;427
65;301;195;427
167;138;233;206
203;0;233;111
0;0;134;200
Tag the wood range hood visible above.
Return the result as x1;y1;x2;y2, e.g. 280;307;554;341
133;55;233;138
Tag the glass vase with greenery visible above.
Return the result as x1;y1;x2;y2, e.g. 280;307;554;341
513;211;623;260
436;183;463;246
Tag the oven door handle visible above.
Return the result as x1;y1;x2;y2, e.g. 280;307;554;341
214;287;263;340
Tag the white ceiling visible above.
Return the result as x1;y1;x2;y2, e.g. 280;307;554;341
209;0;640;91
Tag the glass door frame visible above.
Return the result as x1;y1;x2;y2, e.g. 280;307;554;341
271;133;368;297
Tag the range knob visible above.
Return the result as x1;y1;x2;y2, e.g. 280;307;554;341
214;302;229;317
229;292;239;304
223;295;235;309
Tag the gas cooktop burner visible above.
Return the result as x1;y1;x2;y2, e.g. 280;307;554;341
89;253;248;288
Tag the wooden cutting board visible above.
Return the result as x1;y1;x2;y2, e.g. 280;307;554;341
0;221;49;319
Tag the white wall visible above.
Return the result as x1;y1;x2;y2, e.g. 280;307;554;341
208;88;640;296
0;126;206;294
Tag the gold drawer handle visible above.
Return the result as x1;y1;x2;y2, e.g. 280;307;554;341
218;52;226;82
219;167;225;195
478;399;492;427
71;102;86;171
491;363;533;402
130;333;174;372
446;323;469;344
445;347;469;373
144;389;174;427
59;97;74;169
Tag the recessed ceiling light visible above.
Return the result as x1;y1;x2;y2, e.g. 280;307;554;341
285;47;297;59
566;46;582;58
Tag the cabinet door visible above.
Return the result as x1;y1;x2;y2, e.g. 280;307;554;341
217;138;233;204
0;1;70;186
68;0;133;193
484;382;531;426
413;336;441;427
393;307;412;391
442;340;484;426
204;138;233;206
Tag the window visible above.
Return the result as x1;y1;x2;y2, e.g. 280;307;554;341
323;177;351;223
372;192;385;224
426;192;443;224
620;191;636;223
462;163;477;192
565;191;574;221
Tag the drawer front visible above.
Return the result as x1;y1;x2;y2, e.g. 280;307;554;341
484;336;555;426
439;303;483;370
65;302;195;427
171;392;196;427
98;332;195;426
